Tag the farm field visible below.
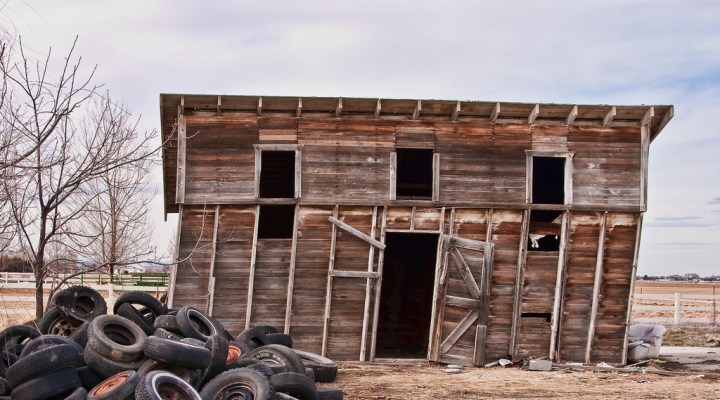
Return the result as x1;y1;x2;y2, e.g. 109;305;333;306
0;281;718;399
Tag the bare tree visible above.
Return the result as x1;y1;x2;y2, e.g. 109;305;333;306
0;37;158;318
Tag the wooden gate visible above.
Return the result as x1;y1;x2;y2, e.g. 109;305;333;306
430;235;494;366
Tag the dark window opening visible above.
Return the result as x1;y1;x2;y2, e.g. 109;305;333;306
527;210;563;252
396;148;433;198
260;151;295;198
376;233;439;358
257;205;295;239
532;156;565;204
521;312;552;323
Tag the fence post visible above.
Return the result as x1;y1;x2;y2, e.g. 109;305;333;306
107;282;114;303
674;292;681;325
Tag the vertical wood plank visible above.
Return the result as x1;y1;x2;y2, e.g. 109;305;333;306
585;212;607;363
426;207;446;357
360;207;378;361
321;206;339;357
254;147;261;198
369;207;388;361
473;325;488;366
167;205;184;309
549;211;571;360
640;125;650;211
432;153;440;202
509;209;530;358
284;204;300;334
175;107;186;204
295;147;303;198
245;205;260;329
622;214;643;364
207;205;220;316
389;152;397;201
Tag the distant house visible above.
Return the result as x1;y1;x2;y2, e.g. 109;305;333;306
160;94;672;365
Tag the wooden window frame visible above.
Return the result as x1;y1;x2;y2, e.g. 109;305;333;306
390;150;440;202
254;144;303;199
525;150;574;205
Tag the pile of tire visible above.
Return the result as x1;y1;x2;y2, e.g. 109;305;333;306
0;286;342;400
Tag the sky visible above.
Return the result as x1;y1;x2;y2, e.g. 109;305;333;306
2;0;719;276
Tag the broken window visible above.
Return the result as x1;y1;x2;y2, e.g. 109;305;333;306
527;210;563;252
531;156;566;205
255;144;302;199
394;148;434;199
257;205;295;239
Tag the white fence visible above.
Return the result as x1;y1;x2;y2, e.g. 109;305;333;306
0;272;167;317
632;293;719;325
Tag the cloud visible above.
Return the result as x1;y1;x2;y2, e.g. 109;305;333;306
644;216;716;228
710;197;720;205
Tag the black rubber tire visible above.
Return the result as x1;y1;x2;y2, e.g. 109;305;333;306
87;315;147;362
153;328;183;341
244;362;275;379
294;350;338;383
6;343;84;388
0;376;7;395
227;340;252;368
274;393;298;400
175;306;221;341
317;387;344;400
77;365;106;391
70;321;90;347
84;345;144;378
143;336;211;370
0;325;40;353
38;306;85;336
19;334;84;358
136;359;201;389
267;333;293;348
112;291;167;320
200;334;229;386
64;386;89;400
153;314;182;334
9;366;81;400
116;302;154;336
180;337;206;347
236;326;270;349
52;285;108;322
135;370;201;400
256;325;279;335
305;367;315;382
200;368;274;400
246;344;306;374
270;372;318;400
87;370;138;400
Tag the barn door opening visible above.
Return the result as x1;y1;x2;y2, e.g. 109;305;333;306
375;233;439;358
430;235;493;366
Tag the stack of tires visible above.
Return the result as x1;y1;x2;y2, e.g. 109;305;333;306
0;286;342;400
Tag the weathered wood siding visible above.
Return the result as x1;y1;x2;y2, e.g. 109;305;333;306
517;252;558;358
172;208;215;310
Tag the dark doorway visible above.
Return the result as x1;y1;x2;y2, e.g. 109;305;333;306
376;233;439;358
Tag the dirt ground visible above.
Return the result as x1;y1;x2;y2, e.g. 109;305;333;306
325;361;719;399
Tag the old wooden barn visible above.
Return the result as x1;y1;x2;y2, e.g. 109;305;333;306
160;94;673;366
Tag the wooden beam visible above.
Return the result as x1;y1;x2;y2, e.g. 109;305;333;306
451;101;461;121
509;209;530;358
528;104;540;124
257;97;263;116
440;309;479;353
449;247;481;300
374;98;381;119
207;205;220;316
549;212;570;361
336;97;342;118
445;295;482;309
245;205;261;329
652;105;674;140
622;214;643;365
603;106;616;126
473;325;487;366
360;207;378;361
640;125;650;211
321;206;339;357
585;212;607;363
328;216;386;249
412;100;422;120
296;97;302;118
175;106;186;204
369;207;387;361
432;153;440;202
566;105;578;125
641;106;654;126
389;152;397;201
167;205;183;309
490;103;500;123
332;270;380;279
283;204;299;334
217;96;222;114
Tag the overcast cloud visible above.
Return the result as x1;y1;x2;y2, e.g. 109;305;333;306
3;0;719;276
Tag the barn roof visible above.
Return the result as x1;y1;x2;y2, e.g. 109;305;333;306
160;94;673;215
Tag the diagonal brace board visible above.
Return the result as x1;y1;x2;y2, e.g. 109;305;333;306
328;216;386;250
449;247;482;300
440;308;480;353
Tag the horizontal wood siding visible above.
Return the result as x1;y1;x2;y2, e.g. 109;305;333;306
485;210;523;359
211;206;256;334
493;125;530;204
290;206;335;354
173;207;215;310
591;212;638;363
570;126;641;207
531;125;569;152
559;212;602;362
517;252;558;358
184;114;258;203
251;239;292;330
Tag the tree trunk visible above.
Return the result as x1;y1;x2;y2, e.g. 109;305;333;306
34;258;45;319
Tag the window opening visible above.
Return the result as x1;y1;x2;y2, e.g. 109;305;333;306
396;148;433;198
260;151;295;198
532;156;565;204
527;210;563;252
257;205;295;239
521;312;552;323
